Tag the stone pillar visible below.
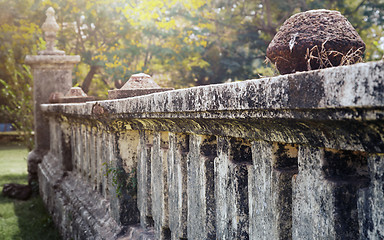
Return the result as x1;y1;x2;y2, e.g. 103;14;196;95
292;146;369;239
215;137;251;239
358;154;384;239
249;141;297;240
187;134;217;239
25;7;80;184
168;133;189;240
138;130;155;228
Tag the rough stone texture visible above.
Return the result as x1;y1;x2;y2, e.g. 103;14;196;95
250;141;297;239
25;54;79;183
123;73;161;89
38;117;150;239
37;61;384;239
293;146;369;239
214;137;231;239
25;7;80;184
358;154;384;239
187;134;217;239
267;10;365;74
122;224;155;240
39;7;65;56
137;130;154;229
38;155;122;239
50;87;95;103
167;133;188;240
215;137;250;239
151;132;170;240
108;73;173;99
43;61;384;153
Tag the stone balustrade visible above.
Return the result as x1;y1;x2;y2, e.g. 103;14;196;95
37;60;384;239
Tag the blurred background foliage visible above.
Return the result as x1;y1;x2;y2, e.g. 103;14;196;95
0;0;383;146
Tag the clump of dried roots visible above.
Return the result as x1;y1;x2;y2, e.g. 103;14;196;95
305;40;364;71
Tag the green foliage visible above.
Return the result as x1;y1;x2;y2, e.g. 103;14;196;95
0;0;43;150
0;61;34;151
103;162;137;198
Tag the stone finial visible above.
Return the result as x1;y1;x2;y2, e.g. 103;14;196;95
39;7;65;55
108;73;174;99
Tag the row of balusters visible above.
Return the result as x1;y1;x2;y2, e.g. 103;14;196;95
48;118;382;239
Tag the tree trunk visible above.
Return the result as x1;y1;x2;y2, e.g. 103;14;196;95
81;65;99;94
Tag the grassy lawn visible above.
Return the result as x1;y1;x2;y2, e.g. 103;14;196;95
0;144;61;240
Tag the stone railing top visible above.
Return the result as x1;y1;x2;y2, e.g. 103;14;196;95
42;61;384;120
41;61;384;153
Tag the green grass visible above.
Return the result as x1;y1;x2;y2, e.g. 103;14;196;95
0;144;61;240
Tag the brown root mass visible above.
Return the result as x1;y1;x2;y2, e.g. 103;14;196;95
266;10;365;74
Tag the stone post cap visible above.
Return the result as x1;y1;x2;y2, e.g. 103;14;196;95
49;87;95;103
108;73;174;99
121;73;161;89
39;7;65;55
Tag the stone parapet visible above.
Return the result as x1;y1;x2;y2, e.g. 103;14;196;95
39;61;384;239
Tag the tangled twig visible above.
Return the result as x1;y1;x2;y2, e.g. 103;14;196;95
305;40;363;70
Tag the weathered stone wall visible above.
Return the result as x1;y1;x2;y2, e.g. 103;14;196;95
39;61;384;239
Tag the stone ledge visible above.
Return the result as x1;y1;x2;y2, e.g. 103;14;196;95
41;61;384;117
108;88;174;99
25;55;80;65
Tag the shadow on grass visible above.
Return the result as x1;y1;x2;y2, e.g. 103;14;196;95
0;174;61;240
0;174;27;185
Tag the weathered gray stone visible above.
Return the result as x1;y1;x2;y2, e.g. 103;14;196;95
42;61;384;153
293;146;368;239
74;124;82;172
186;134;217;239
214;137;231;239
150;132;170;240
167;133;188;240
38;156;123;239
36;60;384;239
121;224;155;240
106;130;140;226
137;130;154;229
249;141;297;240
358;154;384;239
25;7;80;183
108;73;173;99
50;87;95;103
187;134;207;239
95;129;102;192
39;7;65;55
215;137;251;239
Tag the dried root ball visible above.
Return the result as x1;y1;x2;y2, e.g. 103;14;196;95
266;10;365;74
